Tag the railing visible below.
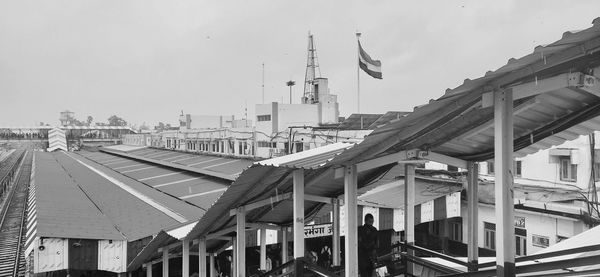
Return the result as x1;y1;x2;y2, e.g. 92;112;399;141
258;257;340;277
441;243;600;277
392;241;468;275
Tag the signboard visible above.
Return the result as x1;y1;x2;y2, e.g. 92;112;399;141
514;216;526;228
304;223;333;238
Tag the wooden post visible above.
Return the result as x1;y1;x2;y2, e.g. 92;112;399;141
260;227;267;270
293;169;305;258
199;238;207;277
332;199;341;266
182;239;190;277
344;165;358;277
236;207;246;277
404;164;416;275
467;161;479;272
162;245;169;277
494;89;515;277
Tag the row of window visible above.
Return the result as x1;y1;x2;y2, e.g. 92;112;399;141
257;114;271;122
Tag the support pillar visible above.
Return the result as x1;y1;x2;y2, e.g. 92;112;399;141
404;164;416;275
344;165;358;277
494;89;515;276
232;237;237;277
293;169;305;258
199;238;207;277
467;161;479;272
260;227;267;270
145;263;152;277
209;253;216;277
281;227;289;264
162;246;169;277
332;199;341;267
236;207;246;277
182;239;190;277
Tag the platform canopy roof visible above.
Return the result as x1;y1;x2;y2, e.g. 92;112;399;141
186;16;600;244
130;18;600;269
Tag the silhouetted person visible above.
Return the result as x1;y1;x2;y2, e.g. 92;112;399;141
358;213;378;277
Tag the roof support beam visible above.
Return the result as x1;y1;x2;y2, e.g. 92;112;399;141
293;169;305;259
236;207;246;277
333;148;468;178
482;72;582;108
304;194;342;205
344;165;358;277
229;192;292;216
418;150;468;169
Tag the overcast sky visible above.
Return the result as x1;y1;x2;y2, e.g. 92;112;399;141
1;1;599;127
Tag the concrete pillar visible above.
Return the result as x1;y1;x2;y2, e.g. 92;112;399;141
182;239;190;277
292;169;305;258
260;228;267;270
145;263;152;277
344;165;358;277
494;89;515;276
404;164;416;275
162;246;169;277
199;238;207;277
467;161;479;272
281;227;289;264
236;207;246;277
332;199;341;266
209;253;216;277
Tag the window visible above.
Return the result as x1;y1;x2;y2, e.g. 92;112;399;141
532;235;550;248
449;221;462;242
515;228;527;256
430;220;443;236
515;161;522;177
258;141;277;148
488;161;494;174
447;165;458;172
559;157;577;182
484;222;495;250
257;114;271;122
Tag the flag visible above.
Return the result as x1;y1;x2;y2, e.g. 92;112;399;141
358;41;382;79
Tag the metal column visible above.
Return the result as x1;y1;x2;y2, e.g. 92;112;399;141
344;165;358;277
260;227;267;270
467;161;479;272
236;207;246;277
404;164;416;275
494;89;515;276
182;239;190;277
281;227;289;264
293;169;305;258
209;253;216;277
145;263;152;277
232;237;237;277
332;199;341;266
199;238;207;277
162;246;169;277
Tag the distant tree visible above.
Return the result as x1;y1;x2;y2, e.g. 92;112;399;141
156;122;166;131
108;115;127;126
139;123;150;131
87;116;93;126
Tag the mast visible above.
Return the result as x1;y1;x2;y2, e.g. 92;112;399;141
302;32;321;104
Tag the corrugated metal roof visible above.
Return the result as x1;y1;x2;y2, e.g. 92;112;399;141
101;147;253;181
256;142;354;169
367;111;410;129
337;114;383;130
33;151;203;242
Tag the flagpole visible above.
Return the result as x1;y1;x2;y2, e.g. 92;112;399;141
356;32;361;114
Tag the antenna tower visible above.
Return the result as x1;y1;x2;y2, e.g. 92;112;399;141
302;32;321;104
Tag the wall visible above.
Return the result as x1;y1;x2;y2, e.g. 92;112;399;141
461;203;588;255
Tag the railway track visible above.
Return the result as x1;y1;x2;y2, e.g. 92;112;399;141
0;150;32;277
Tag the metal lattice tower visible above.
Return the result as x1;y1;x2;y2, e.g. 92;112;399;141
302;32;321;104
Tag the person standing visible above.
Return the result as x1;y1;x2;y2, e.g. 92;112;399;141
358;213;379;277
